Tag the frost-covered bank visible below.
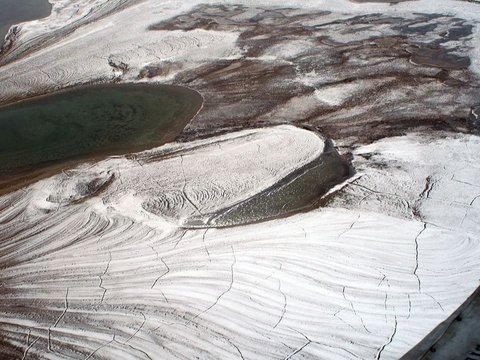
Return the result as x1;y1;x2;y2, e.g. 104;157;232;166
1;130;479;359
0;0;479;359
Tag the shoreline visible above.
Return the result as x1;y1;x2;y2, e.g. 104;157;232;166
0;82;204;195
0;0;52;49
0;1;479;359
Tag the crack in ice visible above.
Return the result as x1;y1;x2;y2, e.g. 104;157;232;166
99;251;112;303
84;335;115;360
413;223;426;292
190;245;236;323
179;155;203;216
124;312;146;344
48;287;69;352
273;279;287;329
375;315;398;360
150;246;170;290
343;286;371;334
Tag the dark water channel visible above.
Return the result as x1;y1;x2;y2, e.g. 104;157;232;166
185;139;354;228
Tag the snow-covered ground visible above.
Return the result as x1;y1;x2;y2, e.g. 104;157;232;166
22;125;325;226
1;0;480;359
2;0;480;102
1;129;479;359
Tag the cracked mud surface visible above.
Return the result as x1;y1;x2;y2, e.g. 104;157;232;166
0;1;480;359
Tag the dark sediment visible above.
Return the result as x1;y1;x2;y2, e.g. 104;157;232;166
144;5;480;147
3;5;479;148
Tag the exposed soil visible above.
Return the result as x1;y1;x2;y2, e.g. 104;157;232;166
144;5;480;146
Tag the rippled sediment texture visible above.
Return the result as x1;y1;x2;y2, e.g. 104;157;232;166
0;126;479;359
1;1;479;144
1;0;480;359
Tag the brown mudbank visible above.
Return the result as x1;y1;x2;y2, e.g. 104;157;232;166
144;5;480;146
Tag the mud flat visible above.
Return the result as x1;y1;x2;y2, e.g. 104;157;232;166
0;1;480;359
0;84;202;193
20;125;343;226
2;2;479;145
0;131;479;360
193;138;353;227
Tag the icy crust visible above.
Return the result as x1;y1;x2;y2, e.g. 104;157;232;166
329;132;480;235
0;0;479;358
0;0;137;61
24;125;325;226
0;1;244;102
0;132;479;359
1;0;480;105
